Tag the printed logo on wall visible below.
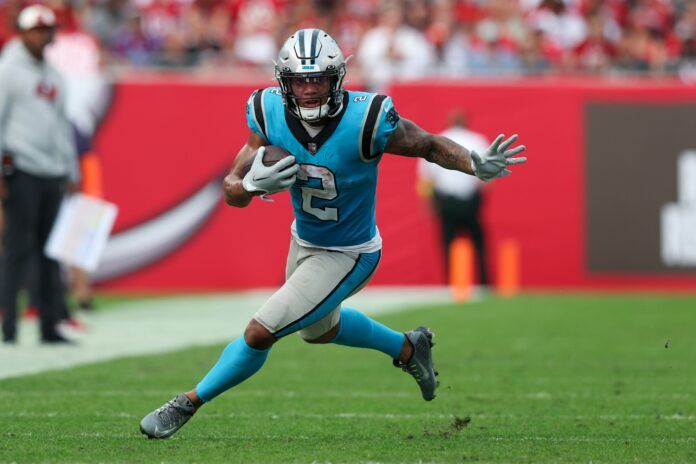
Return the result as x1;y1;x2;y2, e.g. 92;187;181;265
586;103;696;273
92;179;222;282
661;151;696;266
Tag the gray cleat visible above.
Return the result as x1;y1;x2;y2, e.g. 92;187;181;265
394;326;439;401
139;393;195;439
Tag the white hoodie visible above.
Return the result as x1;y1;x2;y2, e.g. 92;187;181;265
0;38;78;180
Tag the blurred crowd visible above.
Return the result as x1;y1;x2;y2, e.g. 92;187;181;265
2;0;696;83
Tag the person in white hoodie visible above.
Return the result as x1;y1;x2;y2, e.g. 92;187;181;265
0;5;79;344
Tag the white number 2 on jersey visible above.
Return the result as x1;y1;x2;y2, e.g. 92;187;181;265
297;164;338;221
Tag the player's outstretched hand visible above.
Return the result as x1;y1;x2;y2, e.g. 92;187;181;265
242;146;299;195
471;134;527;182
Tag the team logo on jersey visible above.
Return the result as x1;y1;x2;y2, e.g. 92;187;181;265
386;107;400;127
36;81;57;102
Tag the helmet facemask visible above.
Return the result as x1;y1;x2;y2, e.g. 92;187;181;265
274;29;348;123
275;67;346;122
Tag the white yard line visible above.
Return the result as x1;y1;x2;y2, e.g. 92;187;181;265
1;411;693;421
0;286;455;380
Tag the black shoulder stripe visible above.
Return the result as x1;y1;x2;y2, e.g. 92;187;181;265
361;95;388;160
252;89;267;140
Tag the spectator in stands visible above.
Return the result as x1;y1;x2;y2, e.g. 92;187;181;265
2;0;691;78
0;5;79;344
581;0;623;43
426;0;456;62
325;0;373;59
109;13;159;66
443;0;529;76
181;0;232;65
86;0;137;53
518;26;554;74
284;0;331;33
404;0;431;32
232;0;280;67
465;7;525;75
618;9;675;74
0;0;21;50
357;0;435;91
527;0;587;67
677;0;696;81
571;13;618;73
477;0;527;49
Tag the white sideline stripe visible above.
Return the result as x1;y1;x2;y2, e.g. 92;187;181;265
0;287;454;380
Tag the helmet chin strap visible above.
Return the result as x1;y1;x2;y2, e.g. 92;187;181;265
297;102;331;122
295;94;345;122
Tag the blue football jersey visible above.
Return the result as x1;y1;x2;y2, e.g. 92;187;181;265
246;88;400;248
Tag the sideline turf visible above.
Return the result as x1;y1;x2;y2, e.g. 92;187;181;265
1;294;695;463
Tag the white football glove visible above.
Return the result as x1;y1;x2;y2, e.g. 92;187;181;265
471;134;527;182
242;146;299;195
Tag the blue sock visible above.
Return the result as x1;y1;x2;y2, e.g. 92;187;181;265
331;307;405;359
196;337;269;403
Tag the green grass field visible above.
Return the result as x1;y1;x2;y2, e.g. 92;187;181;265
1;293;695;463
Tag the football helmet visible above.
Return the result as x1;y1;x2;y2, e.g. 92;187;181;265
275;29;347;122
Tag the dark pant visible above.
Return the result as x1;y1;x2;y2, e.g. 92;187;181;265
433;191;489;286
1;170;66;340
26;251;71;321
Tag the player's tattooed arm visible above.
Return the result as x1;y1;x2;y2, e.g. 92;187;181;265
385;117;475;175
223;132;267;207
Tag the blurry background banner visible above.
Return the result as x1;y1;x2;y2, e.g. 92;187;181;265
586;104;696;274
90;77;696;292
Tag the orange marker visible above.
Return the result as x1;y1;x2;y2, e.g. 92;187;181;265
80;152;104;198
450;237;474;302
497;239;520;297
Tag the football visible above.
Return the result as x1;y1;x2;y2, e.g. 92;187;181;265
261;145;292;167
241;145;292;176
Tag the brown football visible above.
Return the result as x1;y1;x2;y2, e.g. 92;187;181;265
240;145;292;177
261;145;292;167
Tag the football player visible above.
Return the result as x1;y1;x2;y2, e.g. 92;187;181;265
140;29;526;439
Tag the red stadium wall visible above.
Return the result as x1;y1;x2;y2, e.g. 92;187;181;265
95;77;696;291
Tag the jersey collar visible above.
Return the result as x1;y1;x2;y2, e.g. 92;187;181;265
284;91;349;155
